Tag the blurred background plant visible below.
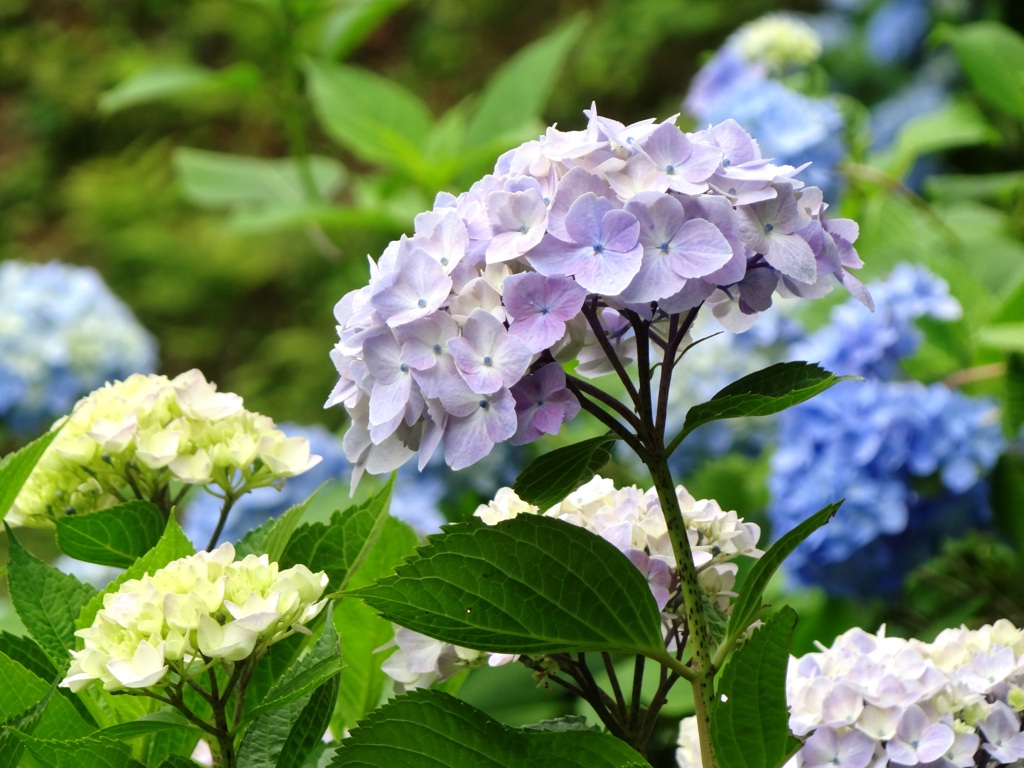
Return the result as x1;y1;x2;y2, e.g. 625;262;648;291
1;0;1023;764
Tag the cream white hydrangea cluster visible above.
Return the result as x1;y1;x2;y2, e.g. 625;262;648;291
677;620;1024;768
9;370;321;527
62;543;328;693
381;475;762;690
732;13;822;72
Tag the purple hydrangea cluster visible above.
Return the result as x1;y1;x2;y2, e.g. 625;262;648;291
326;106;869;480
679;620;1024;768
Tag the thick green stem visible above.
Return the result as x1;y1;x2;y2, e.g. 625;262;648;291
645;453;718;768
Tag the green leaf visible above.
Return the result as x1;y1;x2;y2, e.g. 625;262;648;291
725;502;841;647
977;323;1024;352
675;363;857;447
0;633;95;728
993;452;1024;552
463;16;586;149
332;516;419;735
55;500;165;568
330;689;648;767
1004;354;1024;436
98;62;261;114
0;426;62;521
234;489;318;561
0;675;54;768
236;609;342;763
320;0;412;60
712;607;801;768
173;148;346;209
357;515;664;656
96;711;198;742
305;59;434;172
281;476;394;594
0;652;92;741
4;525;96;666
76;516;194;633
513;435;616;509
948;21;1024;123
6;730;146;768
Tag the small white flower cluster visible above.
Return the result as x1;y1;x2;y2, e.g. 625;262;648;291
732;14;822;71
62;543;328;692
10;370;321;527
381;476;762;690
677;620;1024;768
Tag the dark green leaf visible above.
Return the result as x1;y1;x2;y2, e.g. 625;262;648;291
513;436;616;509
0;633;95;728
55;501;165;568
305;60;433;171
0;652;92;741
330;689;648;767
96;711;198;741
6;730;146;768
725;502;841;646
712;607;801;768
948;21;1024;122
0;427;62;521
463;16;585;148
357;515;664;656
5;525;96;666
1005;354;1024;436
236;609;341;763
320;0;411;59
993;452;1024;552
77;516;194;633
281;476;393;595
676;362;857;446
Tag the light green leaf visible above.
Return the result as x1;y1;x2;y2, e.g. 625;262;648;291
234;489;319;561
6;730;145;768
947;21;1024;122
0;427;62;521
173;148;346;209
464;16;586;149
0;652;92;742
76;516;194;634
304;59;434;172
55;500;165;568
977;323;1024;351
712;608;801;768
674;363;857;450
5;525;96;667
236;610;341;763
512;435;616;509
357;515;664;656
281;476;393;594
725;502;841;648
319;0;412;60
330;689;648;767
98;62;261;114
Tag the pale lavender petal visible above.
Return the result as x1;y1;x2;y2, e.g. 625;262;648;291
447;308;533;394
673;218;733;278
764;232;817;284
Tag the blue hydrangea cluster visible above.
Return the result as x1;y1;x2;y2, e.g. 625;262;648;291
0;260;158;435
768;266;1005;598
684;15;847;200
183;424;447;547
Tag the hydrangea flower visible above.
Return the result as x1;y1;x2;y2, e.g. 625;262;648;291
10;370;322;528
379;476;762;689
326;106;868;481
679;620;1024;768
62;543;328;692
0;260;157;435
683;15;847;199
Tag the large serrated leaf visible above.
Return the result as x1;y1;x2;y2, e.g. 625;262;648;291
76;516;194;634
304;60;433;171
712;607;801;768
0;427;62;521
4;525;96;667
673;362;856;449
463;16;586;149
281;476;393;595
55;500;165;568
7;730;146;768
725;502;841;647
0;652;92;742
357;515;663;656
513;435;616;509
330;688;648;767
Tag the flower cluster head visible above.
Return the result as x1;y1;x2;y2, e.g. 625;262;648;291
62;543;328;692
327;106;869;479
678;620;1024;767
380;476;762;690
10;370;322;528
0;260;157;435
